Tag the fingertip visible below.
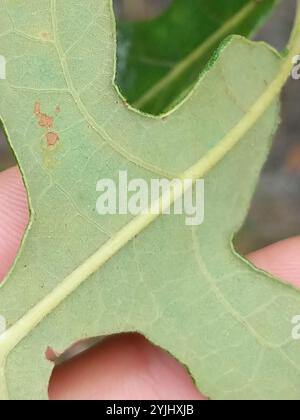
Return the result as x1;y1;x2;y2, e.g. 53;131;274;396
49;333;205;400
248;236;300;288
0;166;29;281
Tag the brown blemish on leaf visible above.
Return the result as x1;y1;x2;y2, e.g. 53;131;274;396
34;102;54;129
46;132;59;147
40;31;51;40
34;102;61;149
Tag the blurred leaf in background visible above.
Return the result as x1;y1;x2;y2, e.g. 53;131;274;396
116;0;277;114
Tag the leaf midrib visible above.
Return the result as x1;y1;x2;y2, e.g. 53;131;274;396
1;0;300;400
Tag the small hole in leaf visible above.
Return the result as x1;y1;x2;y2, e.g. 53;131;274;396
48;333;204;400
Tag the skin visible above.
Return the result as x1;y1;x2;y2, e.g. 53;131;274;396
0;166;300;400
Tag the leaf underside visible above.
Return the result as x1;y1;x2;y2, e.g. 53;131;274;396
0;0;300;401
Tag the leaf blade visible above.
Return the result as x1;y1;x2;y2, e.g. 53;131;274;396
0;0;300;400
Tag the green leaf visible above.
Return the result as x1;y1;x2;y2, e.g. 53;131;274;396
116;0;278;114
0;0;300;400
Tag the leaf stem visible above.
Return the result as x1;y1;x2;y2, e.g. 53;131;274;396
1;0;300;400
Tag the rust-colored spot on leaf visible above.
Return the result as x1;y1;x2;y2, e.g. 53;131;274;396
34;102;54;129
46;132;59;147
40;31;51;40
34;102;61;149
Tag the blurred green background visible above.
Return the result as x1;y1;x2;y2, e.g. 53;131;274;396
0;0;299;253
